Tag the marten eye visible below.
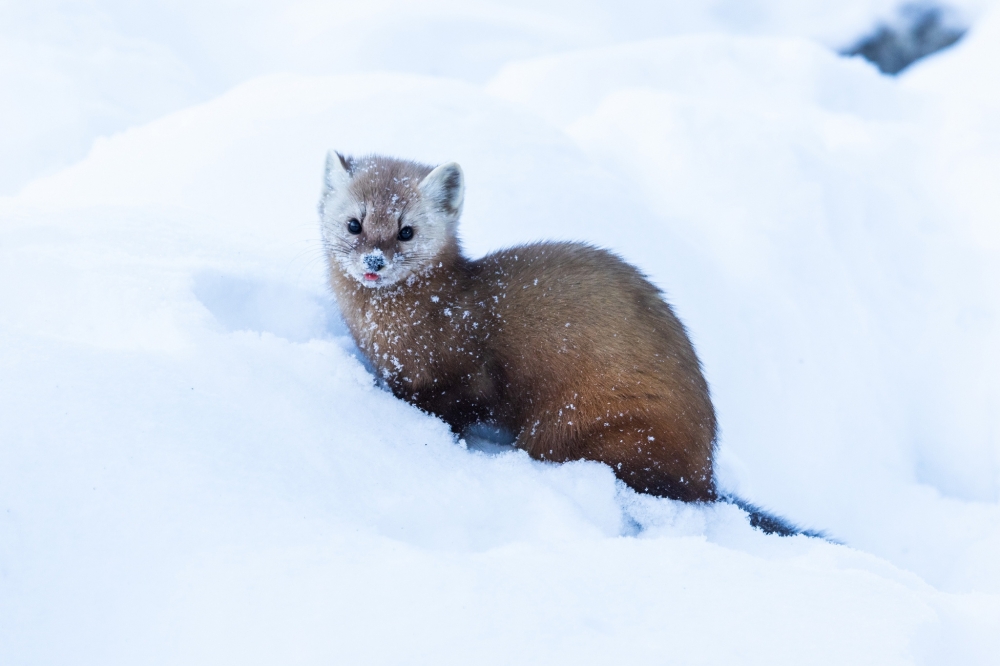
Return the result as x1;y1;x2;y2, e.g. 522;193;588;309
398;226;414;241
347;219;362;234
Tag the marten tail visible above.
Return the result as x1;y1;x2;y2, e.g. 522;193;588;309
721;494;830;540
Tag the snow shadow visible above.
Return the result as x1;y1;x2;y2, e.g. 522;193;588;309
462;422;518;455
193;272;347;342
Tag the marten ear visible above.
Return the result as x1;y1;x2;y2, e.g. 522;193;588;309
419;162;464;219
323;150;352;195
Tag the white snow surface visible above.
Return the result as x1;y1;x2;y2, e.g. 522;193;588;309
3;1;1000;664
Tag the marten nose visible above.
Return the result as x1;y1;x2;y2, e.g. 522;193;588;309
363;252;386;272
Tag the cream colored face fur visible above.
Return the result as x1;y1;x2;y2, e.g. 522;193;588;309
319;152;464;289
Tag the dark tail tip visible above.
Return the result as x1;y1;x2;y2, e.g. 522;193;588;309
721;494;831;540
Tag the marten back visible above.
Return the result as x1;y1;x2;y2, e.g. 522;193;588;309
475;242;716;501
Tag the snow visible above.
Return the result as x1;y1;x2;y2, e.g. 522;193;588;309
2;1;1000;664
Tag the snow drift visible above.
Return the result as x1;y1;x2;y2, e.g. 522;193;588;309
2;1;1000;664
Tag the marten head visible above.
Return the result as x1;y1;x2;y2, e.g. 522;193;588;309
319;152;464;289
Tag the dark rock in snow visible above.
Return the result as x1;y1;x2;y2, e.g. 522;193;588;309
843;3;966;74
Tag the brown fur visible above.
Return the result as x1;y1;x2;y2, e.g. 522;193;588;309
322;154;717;502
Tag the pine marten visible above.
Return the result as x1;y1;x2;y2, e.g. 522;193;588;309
319;152;815;536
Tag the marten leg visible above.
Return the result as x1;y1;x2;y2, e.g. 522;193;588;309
575;416;716;502
409;387;488;434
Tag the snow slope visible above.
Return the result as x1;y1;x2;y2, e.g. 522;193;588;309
2;0;994;195
2;1;1000;664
